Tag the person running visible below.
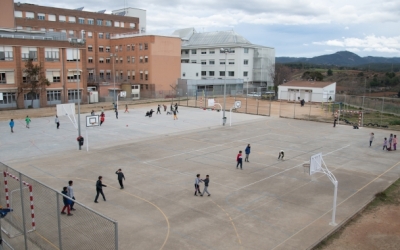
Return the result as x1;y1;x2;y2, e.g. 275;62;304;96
55;115;60;129
67;180;76;211
173;109;178;120
369;133;374;147
383;138;388;150
174;103;179;113
201;175;211;197
61;187;73;216
115;169;125;189
157;105;161;114
245;144;251;162
194;174;202;196
94;176;107;203
124;104;129;113
394;135;397;150
100;112;105;126
9;119;14;133
236;150;243;169
278;150;285;160
25;115;31;128
115;108;118;119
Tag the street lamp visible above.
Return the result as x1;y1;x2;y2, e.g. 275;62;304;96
110;53;118;103
69;37;85;150
220;48;232;125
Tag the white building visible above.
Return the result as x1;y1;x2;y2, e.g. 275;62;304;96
112;8;146;33
173;28;275;89
181;63;201;80
278;81;336;102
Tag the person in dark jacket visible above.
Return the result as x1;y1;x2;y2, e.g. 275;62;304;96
61;186;73;216
245;144;251;162
174;103;179;113
201;175;210;196
236;151;243;169
115;169;125;189
94;176;107;203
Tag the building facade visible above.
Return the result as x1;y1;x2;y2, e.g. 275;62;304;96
278;81;337;102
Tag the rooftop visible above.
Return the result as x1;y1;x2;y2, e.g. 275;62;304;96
280;80;336;88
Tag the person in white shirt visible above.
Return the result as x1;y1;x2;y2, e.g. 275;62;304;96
67;180;76;211
194;174;202;196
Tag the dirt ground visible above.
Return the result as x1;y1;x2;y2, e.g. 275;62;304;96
315;179;400;250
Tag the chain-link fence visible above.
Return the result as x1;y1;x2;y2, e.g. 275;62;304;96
0;162;118;250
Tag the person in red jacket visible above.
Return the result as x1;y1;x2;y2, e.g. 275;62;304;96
100;112;105;126
236;150;243;169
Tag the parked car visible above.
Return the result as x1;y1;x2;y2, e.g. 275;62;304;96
247;92;261;97
261;91;276;100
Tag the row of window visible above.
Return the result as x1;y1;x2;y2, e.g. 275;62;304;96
1;71;81;84
89;70;149;81
183;59;249;65
0;91;82;105
14;11;136;28
182;48;249;55
90;56;148;64
0;47;80;62
87;43;149;53
182;71;249;77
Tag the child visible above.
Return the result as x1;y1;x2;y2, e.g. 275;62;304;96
201;175;210;197
236;150;243;169
369;133;374;147
194;174;202;196
25;115;31;128
394;135;397;151
100;112;105;126
383;138;387;150
124;104;129;113
9;119;14;133
61;187;73;216
278;150;284;160
245;144;251;162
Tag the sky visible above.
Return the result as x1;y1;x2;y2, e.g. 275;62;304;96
23;0;400;58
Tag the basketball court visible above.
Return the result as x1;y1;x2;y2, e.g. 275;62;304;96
1;104;400;249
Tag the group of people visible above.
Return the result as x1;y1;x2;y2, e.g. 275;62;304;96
8;116;31;133
236;144;251;169
381;133;397;151
148;103;179;120
194;174;211;196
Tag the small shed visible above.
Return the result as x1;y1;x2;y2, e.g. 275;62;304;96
278;80;336;102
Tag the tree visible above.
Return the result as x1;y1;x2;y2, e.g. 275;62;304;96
327;69;333;76
23;59;50;108
301;71;324;81
269;63;292;89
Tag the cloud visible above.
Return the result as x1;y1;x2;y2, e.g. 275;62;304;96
344;26;349;30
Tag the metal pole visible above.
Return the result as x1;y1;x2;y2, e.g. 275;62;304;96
279;99;282;117
113;54;116;103
361;96;365;127
329;181;338;226
256;99;259;115
56;192;63;250
246;78;248;114
115;221;119;250
19;173;28;250
223;49;227;125
230;107;232;126
380;97;384;126
76;48;81;150
309;101;311;120
86;126;89;152
293;100;296;119
268;96;272;116
186;92;188;107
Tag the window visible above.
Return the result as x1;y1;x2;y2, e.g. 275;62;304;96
131;57;135;63
182;73;186;77
0;71;15;84
66;48;80;62
139;56;143;63
120;22;124;28
67;71;81;82
244;48;249;53
87;32;93;38
106;71;111;79
219;71;225;76
115;57;118;64
69;16;76;23
139;44;143;50
99;46;104;52
14;11;22;18
40;28;46;31
220;60;225;65
78;18;85;24
87;19;94;25
127;56;130;63
201;61;206;65
97;19;103;26
88;70;94;80
132;44;135;51
132;85;139;89
182;50;189;54
114;21;120;27
145;72;148;81
191;49;197;54
132;72;135;80
21;47;37;61
105;33;110;39
46;70;61;82
243;71;248;77
38;13;45;20
145;56;148;63
48;14;56;21
209;60;215;65
191;60;197;63
115;46;118;52
196;73;199;77
201;71;206;76
99;71;104;79
127;45;130;51
106;46;110;52
201;50;206;54
140;72;143;80
0;92;16;105
48;28;54;32
209;50;215;54
61;29;66;33
229;60;235;65
68;90;82;101
88;45;93;52
209;71;214;76
228;71;234;76
119;45;122;51
106;58;110;63
120;71;123;79
45;48;59;61
120;57;123;63
130;23;135;29
98;33;104;39
26;12;34;19
68;30;74;37
0;46;14;61
144;43;148;50
127;71;131;80
59;15;66;22
47;91;61;102
88;57;93;63
244;59;248;65
105;20;112;26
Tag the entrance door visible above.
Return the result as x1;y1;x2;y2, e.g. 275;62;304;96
24;93;40;108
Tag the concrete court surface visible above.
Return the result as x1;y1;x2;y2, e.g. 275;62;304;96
1;106;400;250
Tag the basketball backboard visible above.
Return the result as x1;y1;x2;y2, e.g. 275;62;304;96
86;115;99;127
119;91;126;98
310;153;322;175
208;99;215;107
56;103;75;117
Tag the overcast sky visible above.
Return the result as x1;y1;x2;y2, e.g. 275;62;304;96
24;0;400;57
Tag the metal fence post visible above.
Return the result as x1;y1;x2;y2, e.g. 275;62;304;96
293;101;296;119
309;102;311;120
361;96;365;127
279;99;282;117
186;92;188;107
268;96;272;116
115;221;118;250
380;97;384;126
256;99;259;115
19;173;28;250
57;192;63;250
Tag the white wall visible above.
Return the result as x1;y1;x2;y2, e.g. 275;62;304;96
181;63;201;79
278;83;337;102
112;8;146;32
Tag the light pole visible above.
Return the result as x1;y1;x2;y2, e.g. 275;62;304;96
69;38;84;150
110;53;117;103
220;48;231;125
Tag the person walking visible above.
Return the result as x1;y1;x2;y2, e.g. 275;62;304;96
100;112;105;126
94;176;106;203
333;117;337;127
124;104;129;113
393;135;397;150
278;150;285;160
201;175;211;197
369;133;374;147
174;103;179;113
194;174;202;196
236;150;243;169
9;119;14;133
67;180;76;211
25;115;31;128
383;138;388;150
61;187;73;216
157;105;161;114
115;169;125;189
55;115;60;129
173;109;178;120
245;144;251;162
115;108;118;119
